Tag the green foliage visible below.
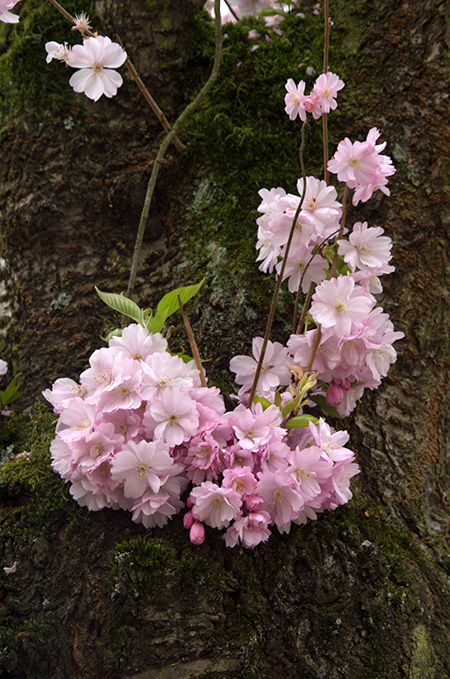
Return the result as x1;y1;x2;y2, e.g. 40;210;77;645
0;373;22;407
96;279;205;333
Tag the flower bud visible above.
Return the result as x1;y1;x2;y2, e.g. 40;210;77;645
183;511;195;530
244;493;265;512
190;521;205;546
326;382;344;407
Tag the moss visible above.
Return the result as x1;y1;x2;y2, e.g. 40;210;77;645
0;401;81;535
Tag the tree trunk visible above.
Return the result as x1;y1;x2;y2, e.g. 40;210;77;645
0;0;449;678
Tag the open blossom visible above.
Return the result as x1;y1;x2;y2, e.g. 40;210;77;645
328;128;395;205
312;71;344;113
284;79;307;121
338;222;393;271
310;275;375;338
67;36;127;101
190;482;242;529
45;41;70;64
0;0;20;23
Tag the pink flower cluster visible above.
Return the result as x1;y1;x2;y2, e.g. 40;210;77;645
245;194;404;416
328;128;396;205
285;72;344;122
44;323;359;548
255;176;341;290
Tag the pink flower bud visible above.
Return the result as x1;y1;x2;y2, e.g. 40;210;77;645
190;521;205;546
244;493;265;512
183;512;195;530
326;382;344;407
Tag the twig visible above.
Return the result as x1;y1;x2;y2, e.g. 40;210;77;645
329;184;348;278
247;121;308;407
46;0;185;152
177;296;207;388
295;282;314;335
224;0;240;21
323;0;330;182
126;0;223;298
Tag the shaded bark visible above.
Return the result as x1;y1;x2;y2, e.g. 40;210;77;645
0;0;449;678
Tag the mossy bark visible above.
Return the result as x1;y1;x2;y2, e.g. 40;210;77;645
0;0;449;677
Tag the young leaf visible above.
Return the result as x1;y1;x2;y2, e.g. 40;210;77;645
147;279;205;333
258;7;283;16
253;394;272;411
309;394;341;419
285;414;319;429
95;288;142;324
0;375;22;406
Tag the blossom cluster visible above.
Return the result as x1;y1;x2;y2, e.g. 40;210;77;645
249;181;403;416
46;35;127;101
285;72;345;122
328;128;396;205
44;323;359;548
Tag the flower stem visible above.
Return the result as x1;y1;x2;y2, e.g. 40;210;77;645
177;296;207;388
46;0;185;152
295;282;314;334
247;121;308;407
125;0;223;298
224;0;240;21
322;0;330;182
306;324;321;373
329;184;348;278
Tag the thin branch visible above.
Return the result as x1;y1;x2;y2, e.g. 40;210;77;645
329;184;348;278
224;0;240;21
126;0;223;298
295;282;314;335
247;121;308;407
46;0;185;152
177;296;207;388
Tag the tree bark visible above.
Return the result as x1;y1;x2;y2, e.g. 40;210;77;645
0;0;449;678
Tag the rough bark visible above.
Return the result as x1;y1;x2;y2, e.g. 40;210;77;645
0;0;449;678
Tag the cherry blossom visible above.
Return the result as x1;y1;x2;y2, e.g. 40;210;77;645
67;36;127;101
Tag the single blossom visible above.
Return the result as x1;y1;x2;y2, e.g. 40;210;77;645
0;0;20;23
45;41;70;64
67;35;127;101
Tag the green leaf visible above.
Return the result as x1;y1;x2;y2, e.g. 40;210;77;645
281;396;301;418
95;288;142;324
0;375;22;406
101;328;122;343
146;279;205;333
258;7;283;16
285;414;319;429
170;351;194;364
309;394;341;419
253;394;272;411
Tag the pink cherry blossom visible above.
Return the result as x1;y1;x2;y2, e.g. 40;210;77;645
310;276;375;338
0;0;20;23
312;71;345;113
111;440;173;498
284;79;307;121
67;36;127;101
190;482;242;529
338;222;393;271
45;42;70;64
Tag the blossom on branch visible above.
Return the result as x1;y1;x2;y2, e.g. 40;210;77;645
67;36;127;101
